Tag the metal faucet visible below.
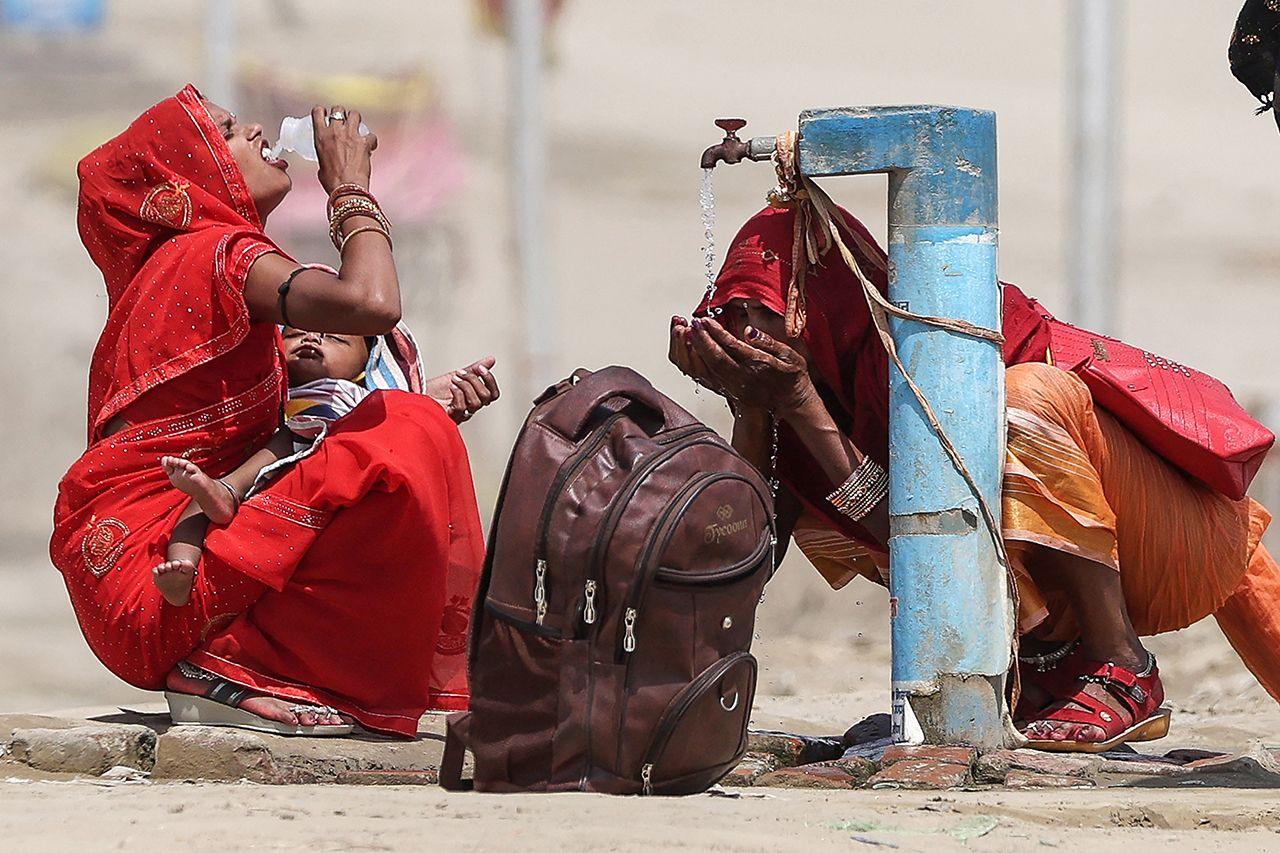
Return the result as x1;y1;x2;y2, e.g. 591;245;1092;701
700;118;777;168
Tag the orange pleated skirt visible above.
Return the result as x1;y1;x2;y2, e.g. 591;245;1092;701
792;362;1280;701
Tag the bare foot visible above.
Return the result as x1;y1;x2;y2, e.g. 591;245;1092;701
1014;680;1056;721
1023;684;1113;743
153;559;197;606
165;667;352;728
161;456;238;524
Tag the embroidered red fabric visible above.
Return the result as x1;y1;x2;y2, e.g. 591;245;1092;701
697;205;1053;551
1041;311;1274;500
701;204;1271;544
50;85;483;734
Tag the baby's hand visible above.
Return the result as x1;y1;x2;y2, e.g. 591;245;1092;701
428;357;499;424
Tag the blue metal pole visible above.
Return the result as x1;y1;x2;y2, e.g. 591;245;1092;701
798;106;1011;749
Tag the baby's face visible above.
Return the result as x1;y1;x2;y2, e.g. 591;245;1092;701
282;328;370;387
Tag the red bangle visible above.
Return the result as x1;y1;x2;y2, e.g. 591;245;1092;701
327;183;376;217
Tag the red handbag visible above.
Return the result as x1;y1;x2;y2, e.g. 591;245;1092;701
1043;318;1273;501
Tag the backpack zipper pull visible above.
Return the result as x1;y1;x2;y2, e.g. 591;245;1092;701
534;559;548;625
641;762;653;795
583;580;597;625
623;607;637;652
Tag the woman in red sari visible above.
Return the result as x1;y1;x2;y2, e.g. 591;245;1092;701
670;204;1280;751
51;85;487;737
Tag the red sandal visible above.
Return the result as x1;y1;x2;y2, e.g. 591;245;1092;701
1022;654;1171;753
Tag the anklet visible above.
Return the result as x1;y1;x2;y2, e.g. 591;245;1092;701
176;660;216;681
1017;639;1079;672
218;479;241;512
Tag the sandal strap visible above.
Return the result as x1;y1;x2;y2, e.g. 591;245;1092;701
1077;657;1156;709
206;678;253;709
1034;656;1160;736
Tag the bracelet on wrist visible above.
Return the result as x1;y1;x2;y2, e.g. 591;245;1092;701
326;182;375;217
826;456;888;521
328;196;391;251
339;224;392;254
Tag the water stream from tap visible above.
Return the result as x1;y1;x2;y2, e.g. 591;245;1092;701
699;167;719;314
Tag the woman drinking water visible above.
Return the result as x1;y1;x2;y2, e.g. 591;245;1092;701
52;85;493;737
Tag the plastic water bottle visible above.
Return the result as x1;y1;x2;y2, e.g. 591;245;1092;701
271;115;371;162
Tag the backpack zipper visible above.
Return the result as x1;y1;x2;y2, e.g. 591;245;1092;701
638;651;755;794
531;410;627;622
534;558;548;625
617;472;774;661
622;607;637;652
582;579;597;625
580;429;716;629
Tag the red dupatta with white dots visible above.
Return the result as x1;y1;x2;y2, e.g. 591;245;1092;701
53;88;483;729
75;83;287;443
51;85;290;689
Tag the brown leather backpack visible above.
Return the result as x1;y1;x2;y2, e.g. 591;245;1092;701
440;366;775;794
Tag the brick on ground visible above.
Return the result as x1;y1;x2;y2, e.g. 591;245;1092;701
1091;756;1189;778
335;768;440;785
974;748;1095;784
880;744;977;768
6;724;156;775
0;714;83;742
153;722;447;784
869;758;971;790
755;757;876;790
722;752;780;787
1182;744;1280;785
1004;768;1095;789
746;730;845;767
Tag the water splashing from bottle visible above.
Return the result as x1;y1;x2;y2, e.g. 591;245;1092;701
699;167;720;314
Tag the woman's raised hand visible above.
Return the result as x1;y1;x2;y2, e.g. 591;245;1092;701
687;316;816;414
312;104;378;194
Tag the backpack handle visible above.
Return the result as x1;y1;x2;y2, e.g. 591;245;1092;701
542;366;667;440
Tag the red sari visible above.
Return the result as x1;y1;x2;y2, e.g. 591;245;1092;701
50;85;484;736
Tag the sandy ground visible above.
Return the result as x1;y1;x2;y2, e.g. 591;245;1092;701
6;783;1280;853
6;547;1280;851
5;1;1280;850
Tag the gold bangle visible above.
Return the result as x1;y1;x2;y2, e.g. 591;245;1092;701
330;206;386;250
329;199;391;249
339;224;392;254
330;196;385;225
326;183;376;217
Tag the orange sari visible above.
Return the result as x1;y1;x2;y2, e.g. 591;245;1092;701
795;362;1280;702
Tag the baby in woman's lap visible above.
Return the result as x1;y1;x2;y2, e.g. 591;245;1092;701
154;327;497;606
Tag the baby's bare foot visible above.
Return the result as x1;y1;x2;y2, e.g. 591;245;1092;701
153;559;197;606
160;456;238;524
